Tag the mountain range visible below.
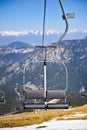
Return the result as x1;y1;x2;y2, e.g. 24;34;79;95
0;37;87;114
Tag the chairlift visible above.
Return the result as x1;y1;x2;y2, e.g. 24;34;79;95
0;91;6;104
23;59;69;109
22;0;74;109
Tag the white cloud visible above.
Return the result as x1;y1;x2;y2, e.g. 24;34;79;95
0;29;87;36
46;30;60;35
68;28;79;33
68;28;87;33
29;30;42;35
0;31;29;36
82;30;87;33
0;30;41;36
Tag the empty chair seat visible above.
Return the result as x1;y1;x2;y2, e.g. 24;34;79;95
23;102;46;109
24;90;44;99
47;103;69;109
47;90;66;99
23;102;69;109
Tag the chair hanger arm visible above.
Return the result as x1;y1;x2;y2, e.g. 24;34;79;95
55;0;69;46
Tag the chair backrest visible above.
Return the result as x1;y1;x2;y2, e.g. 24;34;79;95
24;89;66;99
24;90;44;99
47;90;66;99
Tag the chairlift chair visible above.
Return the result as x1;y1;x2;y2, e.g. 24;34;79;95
23;0;75;109
0;91;6;104
23;58;69;109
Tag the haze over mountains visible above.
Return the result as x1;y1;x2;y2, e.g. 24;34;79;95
0;30;87;46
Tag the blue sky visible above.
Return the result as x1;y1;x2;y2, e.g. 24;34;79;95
0;0;87;45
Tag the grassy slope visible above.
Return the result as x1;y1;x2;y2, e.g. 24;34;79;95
0;105;87;128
